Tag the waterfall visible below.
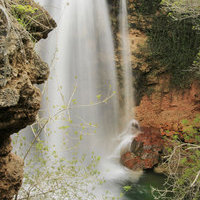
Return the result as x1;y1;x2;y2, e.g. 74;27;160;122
14;0;143;199
35;0;120;159
119;0;135;126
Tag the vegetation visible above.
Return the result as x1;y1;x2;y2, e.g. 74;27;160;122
12;119;114;200
161;0;200;23
145;0;200;88
133;0;161;15
152;115;200;200
11;4;38;28
13;131;104;200
12;75;119;200
161;0;200;80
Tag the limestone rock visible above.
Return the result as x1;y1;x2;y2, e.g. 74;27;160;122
9;0;57;41
0;137;23;200
0;88;19;107
0;0;56;137
0;152;24;200
0;1;56;199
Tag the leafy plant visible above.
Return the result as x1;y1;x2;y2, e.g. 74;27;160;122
11;4;38;28
11;75;119;200
159;0;200;84
123;185;132;192
153;115;200;200
180;115;200;143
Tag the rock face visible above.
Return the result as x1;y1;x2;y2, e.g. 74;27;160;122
135;82;200;132
121;127;163;170
0;137;23;200
0;0;56;136
0;0;56;199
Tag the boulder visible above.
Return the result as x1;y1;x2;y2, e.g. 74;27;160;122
0;137;23;200
121;127;164;170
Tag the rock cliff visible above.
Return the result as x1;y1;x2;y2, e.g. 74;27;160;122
0;0;56;199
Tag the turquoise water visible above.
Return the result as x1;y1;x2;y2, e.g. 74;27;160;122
124;170;166;200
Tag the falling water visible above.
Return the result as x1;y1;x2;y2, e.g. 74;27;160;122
17;0;143;199
36;0;120;160
119;0;134;126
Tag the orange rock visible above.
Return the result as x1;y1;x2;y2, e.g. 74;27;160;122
135;82;200;132
121;128;164;170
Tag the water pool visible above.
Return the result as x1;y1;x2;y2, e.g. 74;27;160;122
124;170;166;200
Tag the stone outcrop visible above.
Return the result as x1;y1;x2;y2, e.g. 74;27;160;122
121;127;164;170
0;0;56;199
0;137;23;200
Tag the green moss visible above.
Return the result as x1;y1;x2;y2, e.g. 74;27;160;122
11;4;38;28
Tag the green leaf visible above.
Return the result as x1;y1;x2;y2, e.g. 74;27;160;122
59;125;69;130
180;158;187;165
96;94;102;99
123;185;132;192
80;134;83;140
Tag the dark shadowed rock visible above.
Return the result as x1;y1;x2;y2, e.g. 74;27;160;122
0;152;24;200
0;136;23;200
0;136;12;156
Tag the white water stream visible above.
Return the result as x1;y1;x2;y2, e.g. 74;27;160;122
36;0;121;163
119;0;134;124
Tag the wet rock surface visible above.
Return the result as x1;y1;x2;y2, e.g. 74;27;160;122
121;127;164;170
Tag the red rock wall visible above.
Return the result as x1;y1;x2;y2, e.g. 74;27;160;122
135;82;200;132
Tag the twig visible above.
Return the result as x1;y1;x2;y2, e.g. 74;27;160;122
23;119;49;160
66;81;78;121
191;170;200;187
